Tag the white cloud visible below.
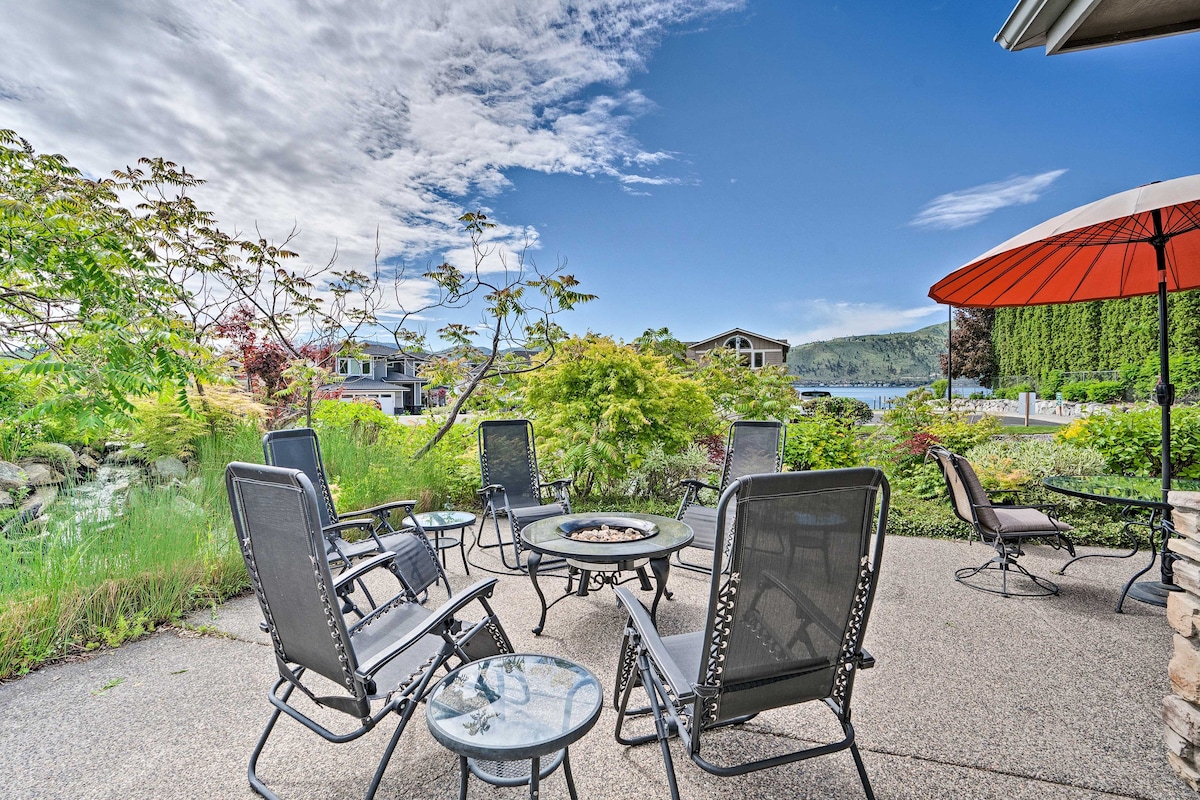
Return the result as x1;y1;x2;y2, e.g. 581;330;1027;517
779;300;946;345
911;169;1068;230
0;0;743;308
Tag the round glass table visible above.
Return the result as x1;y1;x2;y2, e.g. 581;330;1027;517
426;653;602;800
1044;475;1200;611
519;512;693;635
413;510;475;578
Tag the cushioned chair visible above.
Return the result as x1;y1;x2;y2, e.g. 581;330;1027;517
928;445;1075;597
673;420;785;573
263;428;447;600
476;419;572;571
226;462;513;800
614;468;889;800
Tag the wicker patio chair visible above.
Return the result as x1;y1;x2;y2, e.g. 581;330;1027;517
476;419;572;571
674;420;785;573
928;445;1075;597
614;468;889;800
263;427;447;605
225;462;513;800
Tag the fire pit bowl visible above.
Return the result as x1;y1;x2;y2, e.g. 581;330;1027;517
556;516;659;543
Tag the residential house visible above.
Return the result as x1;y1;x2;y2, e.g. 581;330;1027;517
327;343;428;415
685;328;789;368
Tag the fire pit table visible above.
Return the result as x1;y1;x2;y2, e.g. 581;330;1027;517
519;513;693;635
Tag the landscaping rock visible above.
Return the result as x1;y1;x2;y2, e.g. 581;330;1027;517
25;443;78;472
18;462;65;486
77;453;101;473
1166;490;1200;786
172;496;204;517
17;486;58;517
0;461;27;491
0;489;12;508
152;457;188;482
106;448;144;465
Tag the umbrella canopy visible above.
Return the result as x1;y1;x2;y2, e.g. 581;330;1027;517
929;173;1200;506
929;174;1200;308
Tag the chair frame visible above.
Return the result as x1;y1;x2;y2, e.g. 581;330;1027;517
475;419;572;571
673;420;786;573
226;462;513;800
263;428;449;600
928;445;1076;598
614;468;889;800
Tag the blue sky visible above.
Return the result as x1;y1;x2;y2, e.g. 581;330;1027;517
2;1;1199;347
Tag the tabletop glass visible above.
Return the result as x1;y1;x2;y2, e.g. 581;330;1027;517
1043;475;1200;508
413;510;476;529
426;654;601;760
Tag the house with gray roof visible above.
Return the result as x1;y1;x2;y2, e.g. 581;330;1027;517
326;342;428;415
685;328;789;369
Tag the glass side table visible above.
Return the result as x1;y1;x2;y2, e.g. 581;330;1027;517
426;653;601;800
413;510;475;577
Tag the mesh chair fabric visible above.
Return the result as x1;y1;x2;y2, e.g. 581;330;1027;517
228;466;358;692
480;421;541;508
721;422;784;490
263;429;337;528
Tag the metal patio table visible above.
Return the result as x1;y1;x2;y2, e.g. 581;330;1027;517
520;512;693;635
1044;475;1200;611
413;510;474;578
426;653;602;800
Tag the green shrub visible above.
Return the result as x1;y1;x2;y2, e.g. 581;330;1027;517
1060;380;1124;403
21;442;77;472
798;396;873;425
1121;355;1200;401
965;437;1106;504
784;417;861;471
1058;404;1200;478
627;442;709;500
312;398;398;441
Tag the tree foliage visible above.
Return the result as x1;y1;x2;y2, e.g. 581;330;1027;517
939;307;996;384
522;335;713;495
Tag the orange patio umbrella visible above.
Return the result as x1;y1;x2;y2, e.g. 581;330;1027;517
929;174;1200;501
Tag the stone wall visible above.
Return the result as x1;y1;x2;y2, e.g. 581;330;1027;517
1166;491;1200;790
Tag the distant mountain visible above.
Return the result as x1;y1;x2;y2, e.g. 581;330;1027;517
786;323;949;385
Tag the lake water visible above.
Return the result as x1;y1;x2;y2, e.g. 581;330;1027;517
794;385;990;409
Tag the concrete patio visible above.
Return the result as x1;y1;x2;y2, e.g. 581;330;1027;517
0;534;1188;800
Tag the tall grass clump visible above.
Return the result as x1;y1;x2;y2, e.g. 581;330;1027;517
0;424;260;678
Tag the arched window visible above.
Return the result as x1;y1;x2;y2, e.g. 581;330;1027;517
724;335;756;366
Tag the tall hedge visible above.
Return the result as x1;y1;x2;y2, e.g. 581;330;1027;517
992;290;1200;382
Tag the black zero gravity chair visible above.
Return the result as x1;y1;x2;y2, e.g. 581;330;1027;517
614;468;889;800
476;419;572;571
263;427;448;603
673;420;785;573
928;445;1075;598
225;462;513;800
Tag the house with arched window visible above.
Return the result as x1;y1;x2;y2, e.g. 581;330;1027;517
684;328;789;368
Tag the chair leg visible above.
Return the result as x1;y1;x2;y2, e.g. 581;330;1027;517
955;542;1059;598
248;693;289;800
849;742;876;800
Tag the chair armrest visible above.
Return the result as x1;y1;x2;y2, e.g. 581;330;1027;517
478;483;505;499
355;578;500;678
859;647;876;670
341;499;417;519
332;551;402;594
679;479;720;493
324;519;375;536
614;587;696;701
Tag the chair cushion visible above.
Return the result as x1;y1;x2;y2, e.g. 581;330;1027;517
991;506;1074;535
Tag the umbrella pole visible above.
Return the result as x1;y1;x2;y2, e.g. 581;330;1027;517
1152;210;1173;503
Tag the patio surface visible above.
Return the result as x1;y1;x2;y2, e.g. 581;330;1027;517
0;532;1190;799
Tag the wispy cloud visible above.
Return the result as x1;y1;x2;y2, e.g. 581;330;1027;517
0;0;743;298
778;300;945;345
911;169;1068;230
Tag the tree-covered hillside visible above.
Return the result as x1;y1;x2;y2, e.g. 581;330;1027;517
787;323;948;385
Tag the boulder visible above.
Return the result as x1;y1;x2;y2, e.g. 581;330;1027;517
77;453;101;472
17;462;65;486
0;489;12;508
0;461;27;491
18;486;58;516
152;456;188;482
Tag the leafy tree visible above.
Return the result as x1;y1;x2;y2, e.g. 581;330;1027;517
939;307;996;385
400;212;595;459
632;327;687;364
0;130;205;429
690;346;796;422
522;335;714;496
